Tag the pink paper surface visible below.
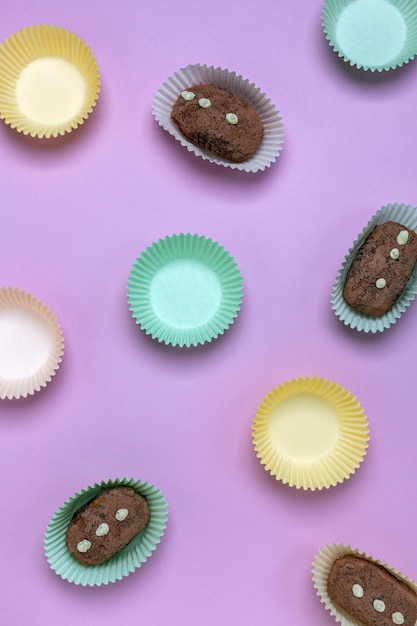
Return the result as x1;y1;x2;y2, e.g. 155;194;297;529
1;1;417;624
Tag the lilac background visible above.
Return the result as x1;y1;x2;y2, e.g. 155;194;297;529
1;1;417;624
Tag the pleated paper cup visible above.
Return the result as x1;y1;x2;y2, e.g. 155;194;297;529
0;24;100;138
312;543;417;626
252;377;369;491
0;287;64;400
127;233;243;348
332;203;417;333
44;477;168;586
152;63;284;172
322;0;417;72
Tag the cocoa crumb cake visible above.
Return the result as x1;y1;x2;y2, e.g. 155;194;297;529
171;83;263;162
327;554;417;626
343;221;417;317
66;486;150;565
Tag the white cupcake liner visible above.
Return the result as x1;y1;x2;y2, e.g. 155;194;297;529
152;63;284;172
331;203;417;333
0;286;64;399
312;543;417;626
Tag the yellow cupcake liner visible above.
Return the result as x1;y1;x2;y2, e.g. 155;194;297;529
0;24;100;138
252;377;369;490
0;287;64;399
312;543;417;626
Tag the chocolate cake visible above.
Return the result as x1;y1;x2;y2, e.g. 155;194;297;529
327;554;417;626
343;221;417;317
66;486;150;565
171;83;263;163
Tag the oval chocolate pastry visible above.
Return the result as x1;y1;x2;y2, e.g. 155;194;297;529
343;221;417;317
66;486;150;565
327;554;417;626
171;83;263;163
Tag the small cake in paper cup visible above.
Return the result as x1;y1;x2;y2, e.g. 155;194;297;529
312;543;417;626
322;0;417;72
44;477;168;586
252;377;369;491
332;203;417;333
0;24;100;138
152;63;284;172
0;287;64;400
127;233;243;348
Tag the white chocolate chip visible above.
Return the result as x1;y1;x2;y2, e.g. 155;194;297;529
181;90;195;101
198;98;211;109
373;599;386;613
77;539;91;553
390;248;400;259
115;508;129;521
392;612;405;625
352;583;364;598
95;522;110;537
375;278;387;289
397;230;409;245
226;112;238;125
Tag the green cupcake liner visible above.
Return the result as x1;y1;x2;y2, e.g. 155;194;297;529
322;0;417;71
44;477;168;586
127;233;243;347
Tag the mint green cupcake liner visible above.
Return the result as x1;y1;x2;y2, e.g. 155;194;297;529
322;0;417;72
332;203;417;333
127;233;243;348
44;477;168;586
